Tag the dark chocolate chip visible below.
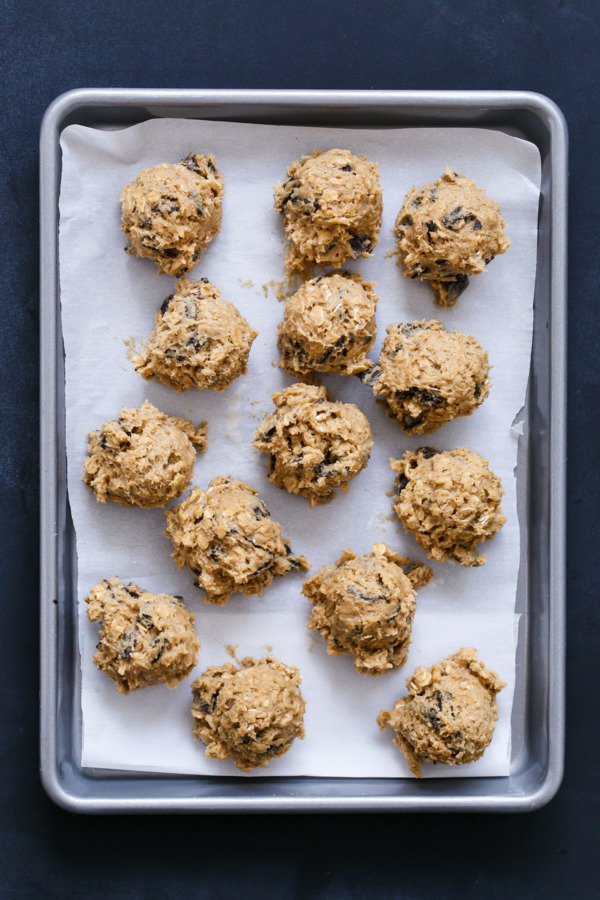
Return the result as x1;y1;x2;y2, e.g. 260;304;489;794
160;294;174;316
395;473;409;494
349;234;373;255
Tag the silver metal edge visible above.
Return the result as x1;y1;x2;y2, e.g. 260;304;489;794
39;88;567;813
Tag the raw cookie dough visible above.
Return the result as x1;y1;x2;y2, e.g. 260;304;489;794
393;167;509;307
83;400;207;508
164;475;310;605
377;647;506;777
133;277;258;392
191;657;305;771
390;447;506;567
277;272;378;378
253;383;373;506
85;577;200;694
303;544;432;676
371;320;490;434
273;148;383;271
120;152;224;276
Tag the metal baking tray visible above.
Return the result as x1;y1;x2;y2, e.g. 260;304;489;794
40;89;567;813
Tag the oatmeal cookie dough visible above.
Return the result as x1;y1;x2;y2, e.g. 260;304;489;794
371;320;490;434
303;544;432;676
120;152;224;276
377;647;506;777
390;447;506;567
191;657;305;771
133;277;258;392
164;475;310;605
85;577;200;694
277;272;378;378
83;400;207;508
274;148;383;271
393;167;509;307
253;383;373;507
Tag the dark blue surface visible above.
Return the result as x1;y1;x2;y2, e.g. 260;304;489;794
1;0;599;896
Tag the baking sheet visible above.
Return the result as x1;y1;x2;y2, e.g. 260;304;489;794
59;119;540;778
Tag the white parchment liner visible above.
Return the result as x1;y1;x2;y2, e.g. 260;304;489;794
59;120;540;777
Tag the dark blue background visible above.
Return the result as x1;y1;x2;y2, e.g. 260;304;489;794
1;1;598;896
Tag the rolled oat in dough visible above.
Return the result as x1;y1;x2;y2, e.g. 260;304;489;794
277;272;378;378
85;577;200;694
377;647;506;777
274;148;382;271
303;544;432;676
133;277;258;392
191;657;306;772
253;383;373;507
164;475;310;605
371;319;490;434
393;167;509;307
120;152;224;276
83;400;207;508
390;447;506;567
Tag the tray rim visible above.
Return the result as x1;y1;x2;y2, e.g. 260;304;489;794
39;88;567;814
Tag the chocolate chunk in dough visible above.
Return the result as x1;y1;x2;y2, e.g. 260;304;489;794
191;657;305;771
85;577;200;694
273;148;382;271
253;383;373;507
83;400;207;508
303;544;432;676
393;168;509;307
133;278;258;392
390;447;506;567
164;475;310;605
372;319;490;434
277;272;378;378
120;153;224;276
377;648;506;777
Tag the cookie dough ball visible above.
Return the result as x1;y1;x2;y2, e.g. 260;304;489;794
133;278;258;392
393;168;509;307
85;577;200;693
253;383;373;507
83;401;207;508
164;475;310;605
191;657;305;771
303;544;431;676
390;447;506;567
372;320;490;434
377;648;506;777
120;153;224;276
274;148;383;271
277;272;378;378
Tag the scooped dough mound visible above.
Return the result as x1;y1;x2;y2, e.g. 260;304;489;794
191;657;305;771
390;447;506;567
303;544;432;676
372;320;490;434
164;475;310;605
393;167;509;307
274;148;383;271
85;577;200;694
377;647;506;777
83;400;207;508
120;153;224;276
133;278;258;392
253;383;373;507
277;272;378;377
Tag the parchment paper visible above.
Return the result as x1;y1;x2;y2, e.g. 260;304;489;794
59;119;540;777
